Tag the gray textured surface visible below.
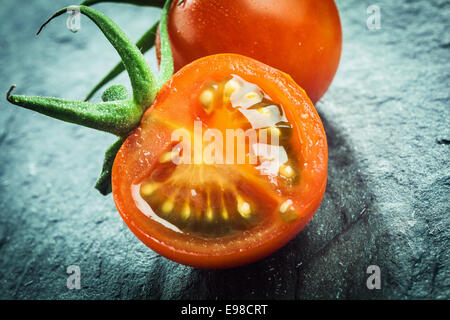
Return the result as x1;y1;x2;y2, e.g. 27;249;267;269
0;0;449;299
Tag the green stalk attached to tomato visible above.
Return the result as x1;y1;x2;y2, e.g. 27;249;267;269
7;1;174;195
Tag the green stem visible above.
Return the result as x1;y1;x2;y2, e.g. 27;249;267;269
5;4;177;195
85;20;159;101
95;137;125;195
38;5;157;109
157;0;174;88
7;86;141;136
81;0;165;7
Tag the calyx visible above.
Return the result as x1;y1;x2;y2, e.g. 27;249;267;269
6;1;173;195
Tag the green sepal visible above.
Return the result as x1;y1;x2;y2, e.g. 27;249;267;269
38;5;157;109
7;86;141;136
85;21;159;101
95;137;125;195
81;0;165;7
157;0;174;89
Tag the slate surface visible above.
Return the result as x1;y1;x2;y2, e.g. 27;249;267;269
0;0;448;299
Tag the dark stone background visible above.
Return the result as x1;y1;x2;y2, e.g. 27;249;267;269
0;0;448;299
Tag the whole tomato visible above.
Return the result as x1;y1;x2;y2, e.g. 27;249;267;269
157;0;342;104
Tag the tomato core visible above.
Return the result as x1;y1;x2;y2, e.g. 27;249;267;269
134;75;298;238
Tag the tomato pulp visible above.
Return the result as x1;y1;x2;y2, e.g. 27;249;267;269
112;54;327;268
157;0;342;104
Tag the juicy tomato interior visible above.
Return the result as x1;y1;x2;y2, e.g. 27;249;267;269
112;54;328;268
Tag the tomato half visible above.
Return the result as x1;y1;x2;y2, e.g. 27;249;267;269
156;0;342;104
112;54;327;268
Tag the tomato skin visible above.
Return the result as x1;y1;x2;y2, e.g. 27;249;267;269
112;54;327;269
159;0;342;104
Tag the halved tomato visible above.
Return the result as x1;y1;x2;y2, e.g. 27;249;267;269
112;54;327;268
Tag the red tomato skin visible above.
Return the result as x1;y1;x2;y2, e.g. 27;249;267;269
163;0;342;104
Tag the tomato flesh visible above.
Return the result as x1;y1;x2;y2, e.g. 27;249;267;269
136;75;297;237
112;54;328;268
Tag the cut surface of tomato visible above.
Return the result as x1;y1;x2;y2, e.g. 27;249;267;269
112;54;327;268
